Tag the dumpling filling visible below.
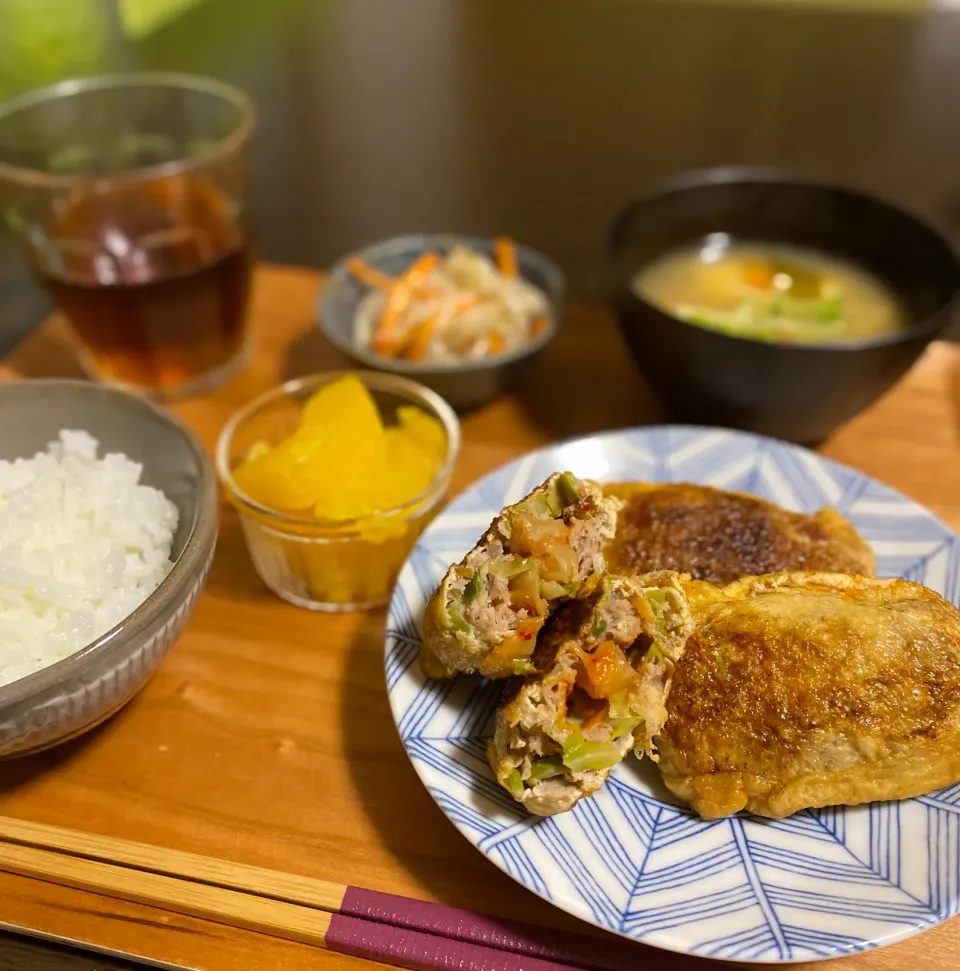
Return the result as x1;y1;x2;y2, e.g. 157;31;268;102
489;573;693;815
422;472;620;678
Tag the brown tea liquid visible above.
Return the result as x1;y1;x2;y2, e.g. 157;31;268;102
34;175;252;394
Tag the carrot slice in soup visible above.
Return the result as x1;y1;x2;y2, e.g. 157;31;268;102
742;261;776;291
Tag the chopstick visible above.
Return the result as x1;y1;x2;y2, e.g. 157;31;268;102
0;815;344;910
0;838;330;944
0;835;582;971
0;816;648;971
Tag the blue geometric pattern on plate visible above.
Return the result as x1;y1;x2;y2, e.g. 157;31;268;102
385;426;960;963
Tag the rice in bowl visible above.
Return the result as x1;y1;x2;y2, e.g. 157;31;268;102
0;430;179;687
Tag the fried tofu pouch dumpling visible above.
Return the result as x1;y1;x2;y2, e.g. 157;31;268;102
488;572;695;816
420;472;620;679
657;572;960;819
604;482;875;583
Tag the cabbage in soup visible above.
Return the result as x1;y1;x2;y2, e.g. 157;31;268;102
633;237;908;344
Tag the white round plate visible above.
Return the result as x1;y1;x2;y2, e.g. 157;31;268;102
385;426;960;963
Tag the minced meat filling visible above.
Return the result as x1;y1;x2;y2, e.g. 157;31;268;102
596;591;644;644
447;494;618;648
569;517;609;577
461;567;522;641
489;572;694;814
508;614;647;774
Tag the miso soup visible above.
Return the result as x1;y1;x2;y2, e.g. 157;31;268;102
634;237;908;344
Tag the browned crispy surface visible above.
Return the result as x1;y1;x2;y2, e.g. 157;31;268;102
658;573;960;818
604;482;875;583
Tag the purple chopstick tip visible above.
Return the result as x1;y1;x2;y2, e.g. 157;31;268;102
327;911;588;971
341;886;648;971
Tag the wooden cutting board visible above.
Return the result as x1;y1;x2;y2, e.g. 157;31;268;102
1;263;959;971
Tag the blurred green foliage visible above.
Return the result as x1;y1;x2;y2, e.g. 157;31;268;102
119;0;205;38
0;0;113;99
0;0;210;100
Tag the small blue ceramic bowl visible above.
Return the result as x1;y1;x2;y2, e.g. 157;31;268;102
317;234;565;411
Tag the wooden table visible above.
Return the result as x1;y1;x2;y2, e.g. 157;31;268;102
1;263;959;971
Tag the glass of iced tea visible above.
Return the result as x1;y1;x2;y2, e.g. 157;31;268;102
0;73;255;397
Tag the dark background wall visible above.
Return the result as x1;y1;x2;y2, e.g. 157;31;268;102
3;0;960;352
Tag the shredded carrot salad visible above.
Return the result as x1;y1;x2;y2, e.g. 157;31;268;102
349;242;551;363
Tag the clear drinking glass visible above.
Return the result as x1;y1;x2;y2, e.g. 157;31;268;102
0;73;256;398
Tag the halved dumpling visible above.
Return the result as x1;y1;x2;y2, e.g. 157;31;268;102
487;572;693;816
419;472;621;679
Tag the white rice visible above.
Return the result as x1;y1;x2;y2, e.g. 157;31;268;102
0;430;179;688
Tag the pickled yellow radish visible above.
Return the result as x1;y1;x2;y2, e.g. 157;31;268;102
397;405;447;464
300;371;384;436
232;375;447;519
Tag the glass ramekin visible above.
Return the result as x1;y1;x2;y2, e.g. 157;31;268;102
216;371;460;611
